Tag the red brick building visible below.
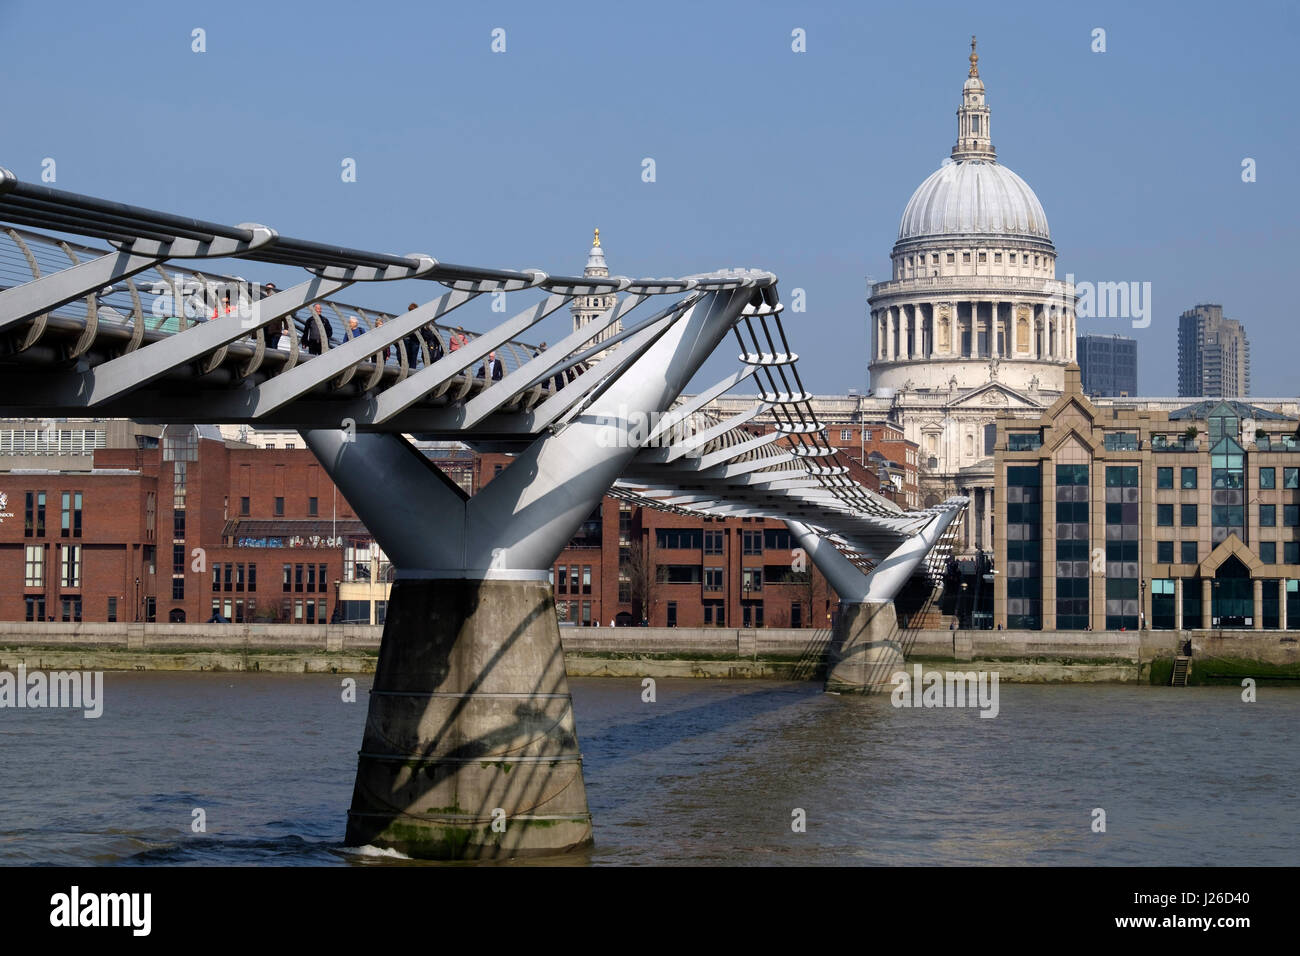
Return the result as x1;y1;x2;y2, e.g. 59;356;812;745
0;425;361;624
2;419;919;628
822;421;920;507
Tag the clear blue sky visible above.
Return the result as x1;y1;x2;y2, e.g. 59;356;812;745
3;0;1296;396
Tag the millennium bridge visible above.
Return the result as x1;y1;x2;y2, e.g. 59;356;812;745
0;167;965;859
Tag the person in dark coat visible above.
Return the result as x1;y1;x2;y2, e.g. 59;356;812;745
403;303;422;368
302;303;333;355
422;326;444;363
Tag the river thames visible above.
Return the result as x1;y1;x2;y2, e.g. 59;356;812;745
1;674;1296;866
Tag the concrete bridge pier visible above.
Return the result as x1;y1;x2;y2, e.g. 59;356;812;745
303;287;752;858
823;600;905;695
344;573;591;859
786;507;962;695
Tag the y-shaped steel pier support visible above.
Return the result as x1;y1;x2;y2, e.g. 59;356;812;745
786;510;961;694
305;288;750;859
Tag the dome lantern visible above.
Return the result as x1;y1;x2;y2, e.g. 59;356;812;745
952;35;996;162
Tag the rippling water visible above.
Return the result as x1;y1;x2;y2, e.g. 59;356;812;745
1;673;1296;865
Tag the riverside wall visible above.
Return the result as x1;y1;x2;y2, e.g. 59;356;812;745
1;622;1298;682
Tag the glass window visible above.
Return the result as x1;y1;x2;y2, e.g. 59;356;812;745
1285;505;1300;527
1008;432;1042;451
703;601;725;626
657;565;703;584
1260;541;1276;564
1286;468;1300;490
1260;467;1275;489
1157;504;1174;527
1156;467;1173;489
1156;541;1174;564
704;530;724;555
763;528;794;550
1181;541;1198;564
24;545;43;587
655;528;703;550
556;565;567;594
1180;467;1198;489
1286;542;1300;565
1261;505;1276;527
1180;504;1198;527
61;544;82;588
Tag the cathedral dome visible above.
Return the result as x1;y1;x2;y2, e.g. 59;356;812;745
898;158;1050;243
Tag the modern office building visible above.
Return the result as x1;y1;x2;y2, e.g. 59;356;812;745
1178;304;1250;398
1077;333;1138;397
993;366;1300;632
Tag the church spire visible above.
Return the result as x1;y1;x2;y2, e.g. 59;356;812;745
952;35;996;162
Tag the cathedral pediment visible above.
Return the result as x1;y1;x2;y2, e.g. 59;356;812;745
946;381;1044;411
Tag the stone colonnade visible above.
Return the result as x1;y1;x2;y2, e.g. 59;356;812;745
872;300;1075;363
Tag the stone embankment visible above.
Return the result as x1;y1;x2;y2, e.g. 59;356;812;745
2;622;1297;684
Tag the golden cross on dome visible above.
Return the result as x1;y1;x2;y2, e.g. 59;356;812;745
593;228;600;247
969;35;979;77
